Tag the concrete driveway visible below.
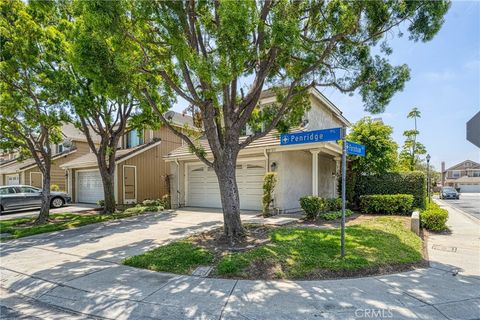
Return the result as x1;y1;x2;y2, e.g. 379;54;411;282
0;203;99;221
1;207;479;319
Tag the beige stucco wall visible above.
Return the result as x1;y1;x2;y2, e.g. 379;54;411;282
271;150;312;212
305;95;344;130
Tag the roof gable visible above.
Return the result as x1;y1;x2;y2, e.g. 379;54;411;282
445;160;480;171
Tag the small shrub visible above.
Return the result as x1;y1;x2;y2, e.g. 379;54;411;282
97;199;105;207
359;194;414;215
262;173;277;217
142;199;158;206
50;184;60;192
161;194;171;210
320;209;353;220
324;198;342;212
124;206;147;215
299;196;324;220
420;202;448;231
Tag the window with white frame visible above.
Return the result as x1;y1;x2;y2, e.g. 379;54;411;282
451;170;461;178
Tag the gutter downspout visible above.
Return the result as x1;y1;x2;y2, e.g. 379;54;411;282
175;159;180;208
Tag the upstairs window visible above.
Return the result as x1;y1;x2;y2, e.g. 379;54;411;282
126;129;144;148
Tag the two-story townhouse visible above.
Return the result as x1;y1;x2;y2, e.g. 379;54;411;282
165;88;350;213
442;160;480;192
0;124;99;189
60;111;191;205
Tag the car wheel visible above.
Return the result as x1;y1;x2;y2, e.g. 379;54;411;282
51;197;64;208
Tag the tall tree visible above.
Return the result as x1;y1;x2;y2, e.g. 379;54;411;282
0;0;67;224
57;1;148;214
347;117;398;175
400;107;426;170
78;0;449;242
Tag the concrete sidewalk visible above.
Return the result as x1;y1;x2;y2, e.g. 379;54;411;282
1;207;479;319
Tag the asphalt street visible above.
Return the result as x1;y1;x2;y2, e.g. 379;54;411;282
438;193;480;220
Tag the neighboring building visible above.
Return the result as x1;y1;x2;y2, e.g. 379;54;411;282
166;88;350;213
0;124;98;189
442;160;480;192
60;112;191;205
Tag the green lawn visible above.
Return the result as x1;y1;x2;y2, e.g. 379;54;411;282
123;216;423;279
0;210;152;240
124;242;213;274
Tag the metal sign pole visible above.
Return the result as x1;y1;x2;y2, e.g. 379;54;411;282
341;127;347;258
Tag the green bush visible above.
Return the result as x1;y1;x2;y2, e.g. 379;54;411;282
161;194;171;210
142;199;158;206
124;206;147;214
420;202;448;231
50;184;60;192
353;171;426;209
299;196;324;220
262;173;277;217
320;209;353;220
96;199;105;207
324;198;342;211
359;194;414;215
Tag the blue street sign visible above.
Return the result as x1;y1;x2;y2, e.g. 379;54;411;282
346;141;366;156
280;127;342;146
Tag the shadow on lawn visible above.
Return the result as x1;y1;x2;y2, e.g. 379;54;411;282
2;211;479;319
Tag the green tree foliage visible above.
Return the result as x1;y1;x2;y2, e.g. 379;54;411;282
347;117;398;175
57;1;154;214
69;0;449;241
400;107;427;170
0;0;68;224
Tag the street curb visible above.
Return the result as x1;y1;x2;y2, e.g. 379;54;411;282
435;199;480;225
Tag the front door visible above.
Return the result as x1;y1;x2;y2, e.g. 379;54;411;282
30;172;43;188
123;166;136;204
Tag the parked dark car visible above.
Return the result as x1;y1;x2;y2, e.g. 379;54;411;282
0;185;71;213
439;186;460;200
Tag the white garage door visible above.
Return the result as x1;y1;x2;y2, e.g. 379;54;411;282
187;161;265;210
458;184;480;193
77;171;104;204
6;174;19;185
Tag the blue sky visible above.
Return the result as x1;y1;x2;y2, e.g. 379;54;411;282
322;1;480;170
173;1;480;171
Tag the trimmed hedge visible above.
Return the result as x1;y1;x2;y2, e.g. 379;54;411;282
359;194;414;215
299;196;346;220
420;201;448;231
353;171;426;209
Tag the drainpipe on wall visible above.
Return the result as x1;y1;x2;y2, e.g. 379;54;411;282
175;159;180;208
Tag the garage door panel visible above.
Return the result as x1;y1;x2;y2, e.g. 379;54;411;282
187;162;264;210
458;184;480;193
77;171;104;204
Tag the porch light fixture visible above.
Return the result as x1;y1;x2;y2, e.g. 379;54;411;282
270;161;277;172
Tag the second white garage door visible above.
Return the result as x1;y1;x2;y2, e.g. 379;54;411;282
77;170;104;204
187;161;265;210
458;184;480;193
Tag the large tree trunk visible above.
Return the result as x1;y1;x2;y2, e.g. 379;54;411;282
99;165;116;214
215;156;245;244
34;168;51;225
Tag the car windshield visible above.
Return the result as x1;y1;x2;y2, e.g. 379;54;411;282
443;187;456;192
